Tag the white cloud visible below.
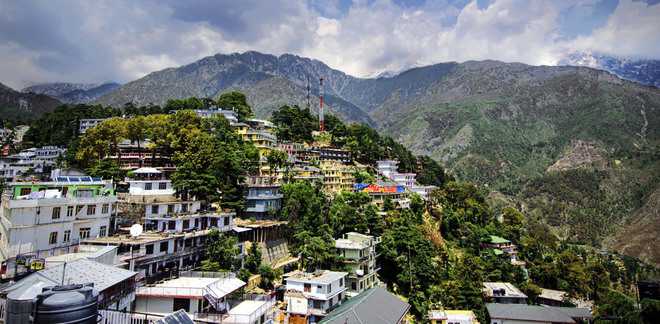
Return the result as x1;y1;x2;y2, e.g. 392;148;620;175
0;0;658;89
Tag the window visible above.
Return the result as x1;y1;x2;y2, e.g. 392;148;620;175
63;230;71;243
151;205;159;214
173;298;190;312
145;244;154;254
210;218;218;227
313;300;323;309
304;283;311;293
76;205;84;215
340;278;344;287
99;226;107;237
52;207;61;220
168;221;175;230
67;206;74;217
160;241;168;252
167;204;174;213
159;182;167;190
49;232;58;244
86;205;96;215
101;204;109;214
181;204;188;213
351;282;357;290
223;216;230;226
79;227;91;239
144;182;152;190
183;220;189;229
19;187;31;196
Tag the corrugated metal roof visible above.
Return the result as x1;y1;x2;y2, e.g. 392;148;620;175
3;259;136;300
320;287;410;324
155;310;195;324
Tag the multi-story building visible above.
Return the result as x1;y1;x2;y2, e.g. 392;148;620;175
244;176;282;219
0;146;66;180
319;160;354;195
481;235;523;265
354;181;409;209
84;211;236;283
377;160;416;187
190;108;239;123
110;140;174;170
117;167;202;227
284;270;347;323
312;147;351;163
79;118;108;134
335;232;380;297
0;175;116;279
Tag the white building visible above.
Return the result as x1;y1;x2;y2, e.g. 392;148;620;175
79;118;108;134
335;232;380;297
244;176;283;219
192;108;239;123
134;272;254;320
376;160;417;188
0;146;66;180
284;270;347;322
0;175;116;279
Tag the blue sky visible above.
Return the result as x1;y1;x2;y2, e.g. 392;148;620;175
0;0;659;88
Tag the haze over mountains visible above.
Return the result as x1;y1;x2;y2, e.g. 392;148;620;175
23;82;121;104
3;51;660;265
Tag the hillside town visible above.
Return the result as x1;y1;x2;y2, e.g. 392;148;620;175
1;94;656;324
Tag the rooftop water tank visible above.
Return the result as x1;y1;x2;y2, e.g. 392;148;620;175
34;284;98;324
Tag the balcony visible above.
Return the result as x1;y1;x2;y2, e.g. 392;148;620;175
5;195;117;208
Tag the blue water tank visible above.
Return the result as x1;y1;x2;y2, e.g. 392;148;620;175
34;284;99;324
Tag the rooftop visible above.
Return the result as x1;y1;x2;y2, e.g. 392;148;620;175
284;270;347;285
482;282;527;299
486;303;579;323
335;238;370;250
320;287;410;324
137;274;245;299
3;259;136;300
484;235;511;244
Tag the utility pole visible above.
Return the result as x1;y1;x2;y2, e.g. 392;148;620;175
319;77;324;132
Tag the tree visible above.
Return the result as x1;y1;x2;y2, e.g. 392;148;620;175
271;105;317;143
266;149;288;175
294;231;335;271
171;131;220;203
258;264;281;290
203;230;239;271
216;92;253;121
245;243;262;273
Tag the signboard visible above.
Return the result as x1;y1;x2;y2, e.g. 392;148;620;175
354;183;405;193
29;258;45;271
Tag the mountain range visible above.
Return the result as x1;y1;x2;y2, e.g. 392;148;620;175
23;82;121;104
560;52;660;88
0;82;61;123
3;51;660;265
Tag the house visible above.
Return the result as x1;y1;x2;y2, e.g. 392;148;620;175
376;160;416;187
428;310;480;324
335;232;380;296
486;303;592;324
79;118;108;134
319;160;355;195
0;146;66;180
1;259;137;311
244;176;283;219
481;236;522;265
134;271;245;317
0;176;116;279
482;282;528;304
83;215;236;283
538;288;593;309
284;270;348;322
320;287;410;324
354;181;409;209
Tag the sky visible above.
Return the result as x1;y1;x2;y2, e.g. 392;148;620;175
1;0;659;89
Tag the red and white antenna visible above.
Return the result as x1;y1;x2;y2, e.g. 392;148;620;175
319;77;324;132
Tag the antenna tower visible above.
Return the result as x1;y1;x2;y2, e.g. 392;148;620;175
319;77;324;132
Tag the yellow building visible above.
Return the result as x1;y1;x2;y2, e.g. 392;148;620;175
232;119;278;173
319;160;355;195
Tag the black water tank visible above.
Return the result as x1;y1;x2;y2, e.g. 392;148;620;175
34;284;99;324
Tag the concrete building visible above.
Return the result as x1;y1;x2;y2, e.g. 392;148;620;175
134;272;245;316
284;270;348;322
84;212;235;283
354;181;409;209
1;259;137;311
482;282;528;304
0;146;66;180
188;108;239;123
312;147;352;163
244;176;283;219
110;140;174;170
44;244;118;268
319;160;355;195
320;287;410;324
0;176;116;279
335;233;380;297
79;118;108;134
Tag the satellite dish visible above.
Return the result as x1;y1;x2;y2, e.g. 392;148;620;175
130;224;143;237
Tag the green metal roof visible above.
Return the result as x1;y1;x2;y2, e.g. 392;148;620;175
320;287;410;324
485;235;510;244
